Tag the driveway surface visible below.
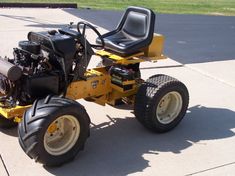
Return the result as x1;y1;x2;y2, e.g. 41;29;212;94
0;8;235;176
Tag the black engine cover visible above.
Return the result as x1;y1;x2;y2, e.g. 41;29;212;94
26;74;59;99
28;31;77;74
19;41;41;55
28;31;76;56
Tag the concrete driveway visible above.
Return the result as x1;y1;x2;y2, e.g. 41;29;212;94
0;8;235;176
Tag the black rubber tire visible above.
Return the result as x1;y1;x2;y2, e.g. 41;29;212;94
134;74;189;133
18;96;90;166
0;115;17;129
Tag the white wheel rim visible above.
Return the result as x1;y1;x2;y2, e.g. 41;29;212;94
44;115;80;156
156;91;183;124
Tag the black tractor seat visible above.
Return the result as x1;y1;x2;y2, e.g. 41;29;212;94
96;6;155;56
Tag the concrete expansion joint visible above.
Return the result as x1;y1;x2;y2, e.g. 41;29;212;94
185;161;235;176
185;64;235;89
0;154;10;176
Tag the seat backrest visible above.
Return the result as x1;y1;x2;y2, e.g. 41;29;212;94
117;6;155;40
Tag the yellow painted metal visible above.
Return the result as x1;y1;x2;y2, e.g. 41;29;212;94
0;67;137;122
14;116;22;123
107;85;138;105
144;33;166;59
85;68;103;77
0;33;166;122
88;95;108;106
0;105;31;121
65;68;112;100
122;80;136;86
96;50;145;65
47;122;58;134
110;83;135;93
65;65;139;106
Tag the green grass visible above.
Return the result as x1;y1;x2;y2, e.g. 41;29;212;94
1;0;235;16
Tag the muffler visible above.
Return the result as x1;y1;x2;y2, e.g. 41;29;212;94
0;57;22;81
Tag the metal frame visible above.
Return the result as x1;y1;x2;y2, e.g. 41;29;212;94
0;33;166;122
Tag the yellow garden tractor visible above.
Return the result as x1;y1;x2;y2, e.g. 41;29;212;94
0;6;189;166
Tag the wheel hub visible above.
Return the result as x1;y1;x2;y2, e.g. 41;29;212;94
44;115;80;156
47;123;58;134
156;91;183;124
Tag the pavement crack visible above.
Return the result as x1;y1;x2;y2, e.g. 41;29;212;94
185;161;235;176
185;64;235;89
0;154;10;176
140;64;184;70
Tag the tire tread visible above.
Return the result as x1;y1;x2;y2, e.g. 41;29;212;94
18;96;90;166
134;74;189;133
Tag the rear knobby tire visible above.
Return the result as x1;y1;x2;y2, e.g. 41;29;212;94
0;115;17;129
18;96;90;166
134;74;189;133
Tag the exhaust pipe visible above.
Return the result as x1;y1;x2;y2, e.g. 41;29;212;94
0;57;22;81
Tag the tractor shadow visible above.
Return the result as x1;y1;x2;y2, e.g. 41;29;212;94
0;126;18;137
0;13;100;30
46;105;235;176
0;14;78;29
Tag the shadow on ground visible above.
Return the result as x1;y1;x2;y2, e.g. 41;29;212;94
45;105;235;176
0;126;18;137
0;14;72;29
63;9;235;64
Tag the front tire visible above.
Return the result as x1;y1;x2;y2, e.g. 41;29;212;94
18;96;90;166
134;74;189;133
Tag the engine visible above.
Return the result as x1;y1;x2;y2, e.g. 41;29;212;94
0;30;78;107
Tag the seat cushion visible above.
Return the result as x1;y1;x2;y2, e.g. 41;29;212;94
97;31;145;56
